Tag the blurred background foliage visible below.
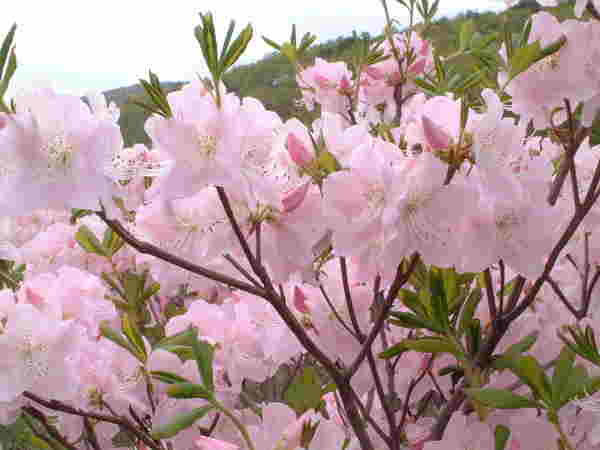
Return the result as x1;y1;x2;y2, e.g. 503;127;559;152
105;0;579;148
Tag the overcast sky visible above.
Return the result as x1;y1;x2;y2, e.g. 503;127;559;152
1;0;506;96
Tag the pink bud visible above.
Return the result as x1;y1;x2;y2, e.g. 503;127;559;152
407;58;427;75
339;76;352;91
282;182;310;214
286;133;314;168
196;437;239;450
419;39;431;56
421;115;451;150
315;74;333;89
293;285;310;314
0;113;7;130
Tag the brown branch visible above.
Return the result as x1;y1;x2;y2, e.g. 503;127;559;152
346;253;420;379
22;406;79;450
96;210;267;298
341;257;365;341
23;391;161;450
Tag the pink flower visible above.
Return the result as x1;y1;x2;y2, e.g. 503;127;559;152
0;303;83;402
196;437;239;450
0;87;122;216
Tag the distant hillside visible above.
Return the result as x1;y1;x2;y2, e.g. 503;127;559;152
105;1;577;147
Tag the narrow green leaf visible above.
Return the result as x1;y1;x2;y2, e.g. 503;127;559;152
389;311;445;333
466;388;540;409
552;346;576;408
221;24;253;73
290;24;297;48
156;328;197;349
458;288;482;337
122;314;147;362
151;371;191;385
509;40;542;80
219;20;236;66
0;49;17;98
100;322;145;362
0;24;16;79
102;228;125;258
401;337;459;356
495;425;511;450
262;36;281;51
75;225;108;257
151;406;214;439
190;329;215;392
166;383;213;400
284;366;323;415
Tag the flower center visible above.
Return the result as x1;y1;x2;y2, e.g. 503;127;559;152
196;133;218;158
44;134;74;172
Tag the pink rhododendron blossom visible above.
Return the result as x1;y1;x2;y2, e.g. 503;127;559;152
0;303;83;402
0;88;122;216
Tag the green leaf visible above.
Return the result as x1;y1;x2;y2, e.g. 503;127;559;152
379;342;408;359
156;327;198;350
151;370;191;385
0;49;17;99
389;311;445;333
151;405;214;439
262;36;281;51
75;225;108;257
281;42;298;63
509;40;542;80
317;150;339;174
221;24;253;73
284;366;323;415
290;24;297;48
500;355;552;404
466;388;540;409
552;346;576;408
458;288;482;337
100;322;145;363
495;424;511;450
190;329;215;392
400;337;460;356
122;314;147;362
503;332;539;360
122;271;145;305
219;20;236;66
0;23;16;79
102;228;125;258
166;383;213;400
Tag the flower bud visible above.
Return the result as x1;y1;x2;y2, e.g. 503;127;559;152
286;133;314;168
422;115;451;151
293;285;310;314
282;182;310;213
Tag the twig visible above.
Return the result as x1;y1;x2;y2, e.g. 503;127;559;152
23;391;161;450
341;257;365;341
96;210;266;298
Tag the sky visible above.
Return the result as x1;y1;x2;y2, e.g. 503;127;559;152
0;0;507;96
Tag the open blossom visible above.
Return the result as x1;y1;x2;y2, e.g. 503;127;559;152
322;138;403;281
383;151;478;269
0;87;122;216
297;58;353;115
502;12;598;128
0;303;83;402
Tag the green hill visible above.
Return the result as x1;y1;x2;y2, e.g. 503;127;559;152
107;0;577;147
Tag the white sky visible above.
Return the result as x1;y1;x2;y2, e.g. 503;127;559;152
0;0;506;96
